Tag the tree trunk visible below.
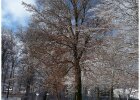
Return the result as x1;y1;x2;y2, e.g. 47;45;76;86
109;86;114;100
2;67;8;92
6;59;15;99
56;93;60;100
6;82;10;99
24;77;32;100
43;91;47;100
24;83;30;100
25;84;30;96
96;87;100;100
74;59;82;100
119;95;121;100
24;67;34;100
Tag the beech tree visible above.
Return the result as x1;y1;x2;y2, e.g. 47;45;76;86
101;36;138;100
22;0;114;99
17;26;70;100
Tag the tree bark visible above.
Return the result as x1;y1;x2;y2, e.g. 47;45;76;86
74;59;82;100
109;86;114;100
6;82;10;99
6;59;15;99
43;91;47;100
25;83;30;96
24;76;32;100
96;87;100;100
24;83;30;100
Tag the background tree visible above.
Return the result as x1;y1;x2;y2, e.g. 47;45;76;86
2;28;17;99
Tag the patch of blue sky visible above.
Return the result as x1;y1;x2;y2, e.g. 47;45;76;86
2;0;36;31
2;13;30;31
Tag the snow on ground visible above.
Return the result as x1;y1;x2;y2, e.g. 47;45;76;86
2;96;21;100
114;88;138;99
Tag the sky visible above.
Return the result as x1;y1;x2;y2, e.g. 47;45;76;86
1;0;99;31
2;0;36;30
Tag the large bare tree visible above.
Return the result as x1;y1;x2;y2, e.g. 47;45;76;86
22;0;114;99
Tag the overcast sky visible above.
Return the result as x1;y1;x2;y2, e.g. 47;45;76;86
2;0;35;30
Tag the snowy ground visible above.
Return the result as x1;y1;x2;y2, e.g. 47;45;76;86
114;88;138;99
2;97;21;100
